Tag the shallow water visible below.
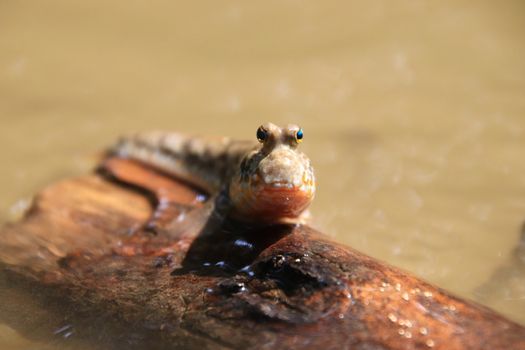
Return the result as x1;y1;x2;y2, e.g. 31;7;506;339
1;0;524;347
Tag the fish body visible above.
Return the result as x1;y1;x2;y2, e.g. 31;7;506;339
112;123;315;223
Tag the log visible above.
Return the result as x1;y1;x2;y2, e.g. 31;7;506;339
0;157;524;350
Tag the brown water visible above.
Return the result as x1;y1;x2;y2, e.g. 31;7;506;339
1;0;525;347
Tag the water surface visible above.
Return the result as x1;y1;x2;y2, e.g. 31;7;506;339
1;0;524;347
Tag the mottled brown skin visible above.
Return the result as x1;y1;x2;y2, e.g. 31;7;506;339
0;158;524;349
112;123;315;224
229;123;315;222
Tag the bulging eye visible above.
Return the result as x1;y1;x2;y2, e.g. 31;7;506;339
256;126;267;143
295;128;304;143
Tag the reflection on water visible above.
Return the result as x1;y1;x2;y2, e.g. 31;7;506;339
1;0;524;347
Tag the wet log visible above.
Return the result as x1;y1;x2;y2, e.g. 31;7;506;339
0;157;524;350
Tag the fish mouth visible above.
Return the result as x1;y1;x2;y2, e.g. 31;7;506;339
248;182;315;221
229;174;315;222
230;144;315;222
264;181;295;189
250;169;315;192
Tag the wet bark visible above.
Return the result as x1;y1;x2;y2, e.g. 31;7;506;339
0;157;524;350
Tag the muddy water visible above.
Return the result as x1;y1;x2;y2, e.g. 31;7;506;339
1;0;525;347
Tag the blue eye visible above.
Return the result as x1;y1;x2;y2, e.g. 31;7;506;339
256;127;267;143
295;128;303;142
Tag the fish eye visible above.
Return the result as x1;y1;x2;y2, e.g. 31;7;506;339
295;128;304;143
256;126;267;143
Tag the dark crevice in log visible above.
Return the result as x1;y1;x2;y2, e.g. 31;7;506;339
0;157;523;349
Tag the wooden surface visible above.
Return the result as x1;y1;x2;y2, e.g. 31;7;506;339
0;157;524;349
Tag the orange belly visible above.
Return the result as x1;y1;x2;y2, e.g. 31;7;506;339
229;181;315;223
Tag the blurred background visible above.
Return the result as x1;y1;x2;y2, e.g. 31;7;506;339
1;0;524;348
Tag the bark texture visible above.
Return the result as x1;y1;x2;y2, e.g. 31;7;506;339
0;157;524;350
